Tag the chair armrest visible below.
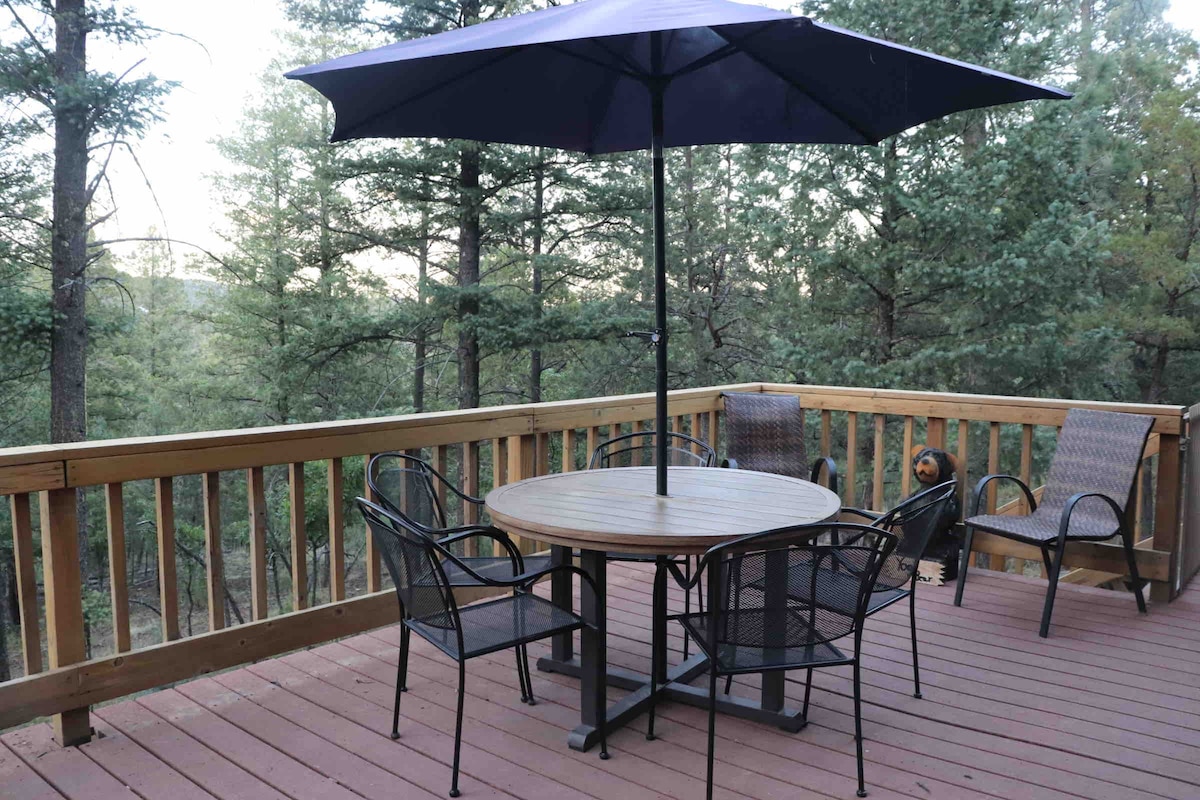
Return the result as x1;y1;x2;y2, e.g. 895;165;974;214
436;526;525;574
839;507;882;524
811;457;838;496
721;457;739;469
968;474;1037;517
1057;492;1124;542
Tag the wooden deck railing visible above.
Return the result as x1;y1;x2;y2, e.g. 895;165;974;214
0;382;1191;746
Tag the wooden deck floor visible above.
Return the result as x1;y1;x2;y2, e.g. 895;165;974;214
4;564;1200;800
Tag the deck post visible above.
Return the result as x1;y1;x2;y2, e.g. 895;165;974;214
1153;423;1185;602
40;487;92;745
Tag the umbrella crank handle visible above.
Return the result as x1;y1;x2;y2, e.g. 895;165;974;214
625;329;665;347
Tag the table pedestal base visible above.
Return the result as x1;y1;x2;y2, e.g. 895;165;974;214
537;654;809;751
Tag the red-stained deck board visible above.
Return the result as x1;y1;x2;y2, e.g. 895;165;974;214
0;739;67;800
5;567;1200;800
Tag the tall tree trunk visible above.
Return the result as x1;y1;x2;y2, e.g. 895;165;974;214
457;144;481;409
529;150;545;403
413;188;430;412
50;0;89;448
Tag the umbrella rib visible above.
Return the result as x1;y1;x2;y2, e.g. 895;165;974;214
545;41;646;82
335;47;526;141
712;27;879;145
667;42;739;81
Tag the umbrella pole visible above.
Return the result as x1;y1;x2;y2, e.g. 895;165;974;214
651;35;668;497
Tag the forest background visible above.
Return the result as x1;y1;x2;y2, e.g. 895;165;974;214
0;0;1197;678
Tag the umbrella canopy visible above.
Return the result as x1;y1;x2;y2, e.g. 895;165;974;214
288;0;1070;495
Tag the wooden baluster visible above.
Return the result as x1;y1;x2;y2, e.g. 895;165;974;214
690;413;703;455
1153;432;1183;602
155;477;180;642
203;472;225;631
820;410;832;463
1133;459;1146;544
41;488;90;745
630;420;644;465
956;420;970;517
10;493;42;674
561;430;578;473
900;417;914;497
104;484;131;652
1019;424;1034;515
247;466;269;619
463;442;480;555
927;417;947;450
534;433;550;477
672;415;683;435
492;438;509;487
327;458;345;602
987;423;1001;513
432;445;450;511
289;463;307;610
363;456;381;593
508;434;537;552
872;415;885;511
586;426;600;465
845;412;857;506
710;410;720;455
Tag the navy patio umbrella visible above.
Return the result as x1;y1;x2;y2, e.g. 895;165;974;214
288;0;1069;496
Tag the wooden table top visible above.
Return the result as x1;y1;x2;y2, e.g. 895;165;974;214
485;467;841;555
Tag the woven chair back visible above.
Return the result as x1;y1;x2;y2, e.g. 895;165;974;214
722;392;809;478
1039;409;1153;517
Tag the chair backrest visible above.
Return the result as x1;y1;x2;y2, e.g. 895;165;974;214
367;452;447;531
357;498;460;636
721;392;809;478
1038;409;1153;517
705;523;896;653
872;480;957;592
588;431;717;469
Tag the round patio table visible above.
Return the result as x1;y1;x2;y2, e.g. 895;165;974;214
485;466;841;751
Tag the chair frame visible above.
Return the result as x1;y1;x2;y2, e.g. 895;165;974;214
648;522;897;799
367;452;547;703
358;498;608;797
954;474;1147;637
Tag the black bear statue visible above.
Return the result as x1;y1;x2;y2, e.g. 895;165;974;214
909;446;962;580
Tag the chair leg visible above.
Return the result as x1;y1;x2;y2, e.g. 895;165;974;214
1121;526;1148;615
802;667;813;719
1040;542;1067;638
724;674;733;695
908;579;921;699
953;525;976;607
853;660;867;798
682;559;691;660
450;661;466;798
706;667;718;800
391;627;408;740
516;645;535;704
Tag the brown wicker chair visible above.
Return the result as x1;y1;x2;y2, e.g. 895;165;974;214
720;392;837;494
954;408;1151;637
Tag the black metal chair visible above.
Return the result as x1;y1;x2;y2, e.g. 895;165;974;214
720;392;838;495
367;452;550;703
358;498;607;798
824;480;957;698
649;522;897;799
953;408;1151;637
588;431;715;658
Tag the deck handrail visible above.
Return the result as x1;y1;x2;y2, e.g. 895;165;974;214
0;382;1191;746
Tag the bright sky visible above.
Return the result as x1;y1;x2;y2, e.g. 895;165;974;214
99;1;1200;260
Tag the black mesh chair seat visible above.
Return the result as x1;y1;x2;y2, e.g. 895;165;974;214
770;565;910;616
410;593;585;659
955;408;1152;638
965;508;1119;543
441;554;553;585
677;609;851;673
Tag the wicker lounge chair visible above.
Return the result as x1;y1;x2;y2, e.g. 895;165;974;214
954;408;1151;637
